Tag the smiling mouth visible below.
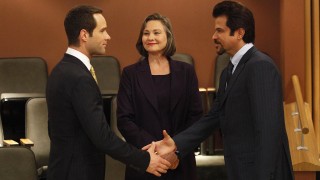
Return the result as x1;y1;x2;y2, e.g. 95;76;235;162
147;43;157;45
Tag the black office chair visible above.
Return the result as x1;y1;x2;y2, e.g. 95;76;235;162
0;57;47;143
0;115;3;147
25;97;50;179
171;53;194;65
0;146;38;180
91;56;121;95
91;56;120;126
105;96;126;180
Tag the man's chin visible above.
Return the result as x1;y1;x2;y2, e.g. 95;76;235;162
94;50;106;56
217;49;226;55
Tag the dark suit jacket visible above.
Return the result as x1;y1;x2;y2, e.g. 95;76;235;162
173;47;294;180
117;59;203;179
46;54;149;180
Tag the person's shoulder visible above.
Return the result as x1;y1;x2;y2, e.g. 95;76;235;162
248;48;274;65
51;57;89;81
254;49;272;59
246;50;279;74
122;60;146;78
123;60;141;72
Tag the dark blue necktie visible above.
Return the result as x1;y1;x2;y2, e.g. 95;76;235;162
226;61;234;85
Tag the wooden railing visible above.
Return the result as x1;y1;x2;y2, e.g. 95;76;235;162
284;75;320;171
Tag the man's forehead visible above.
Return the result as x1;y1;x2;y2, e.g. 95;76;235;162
214;16;227;28
215;16;227;23
94;14;107;27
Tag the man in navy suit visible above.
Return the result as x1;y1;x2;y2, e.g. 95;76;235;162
46;5;171;180
144;1;294;179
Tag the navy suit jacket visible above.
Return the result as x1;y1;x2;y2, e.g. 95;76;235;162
173;47;294;180
117;59;203;179
46;54;149;180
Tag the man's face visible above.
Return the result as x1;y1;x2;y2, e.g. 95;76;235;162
86;13;111;56
212;15;239;56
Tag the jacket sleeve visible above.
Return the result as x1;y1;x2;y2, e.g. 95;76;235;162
173;103;220;157
71;75;149;172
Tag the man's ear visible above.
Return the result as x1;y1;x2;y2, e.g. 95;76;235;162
237;28;245;40
79;29;89;42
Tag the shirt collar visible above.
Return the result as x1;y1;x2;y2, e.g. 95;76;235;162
66;47;91;70
230;43;254;70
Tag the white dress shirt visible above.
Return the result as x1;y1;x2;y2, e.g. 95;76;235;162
230;43;254;73
66;47;91;71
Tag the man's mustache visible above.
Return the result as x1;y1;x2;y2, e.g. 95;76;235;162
214;39;221;45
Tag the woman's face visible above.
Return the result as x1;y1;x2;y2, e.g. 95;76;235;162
142;20;168;56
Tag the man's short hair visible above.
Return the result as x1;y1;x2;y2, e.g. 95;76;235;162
213;1;255;43
64;5;102;46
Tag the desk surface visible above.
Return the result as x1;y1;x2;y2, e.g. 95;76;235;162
195;155;225;167
1;93;45;100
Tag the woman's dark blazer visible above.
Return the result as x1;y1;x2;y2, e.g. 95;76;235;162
117;58;203;179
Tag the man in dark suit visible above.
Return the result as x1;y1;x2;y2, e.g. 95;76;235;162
46;5;171;180
144;1;294;180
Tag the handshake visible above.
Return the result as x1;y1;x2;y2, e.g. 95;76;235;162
143;130;180;177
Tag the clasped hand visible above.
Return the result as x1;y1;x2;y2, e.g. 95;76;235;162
144;130;179;177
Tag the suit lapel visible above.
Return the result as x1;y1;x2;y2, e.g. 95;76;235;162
137;59;159;113
63;54;100;90
169;60;183;112
220;47;257;106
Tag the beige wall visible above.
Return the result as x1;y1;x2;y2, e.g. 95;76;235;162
0;0;305;102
